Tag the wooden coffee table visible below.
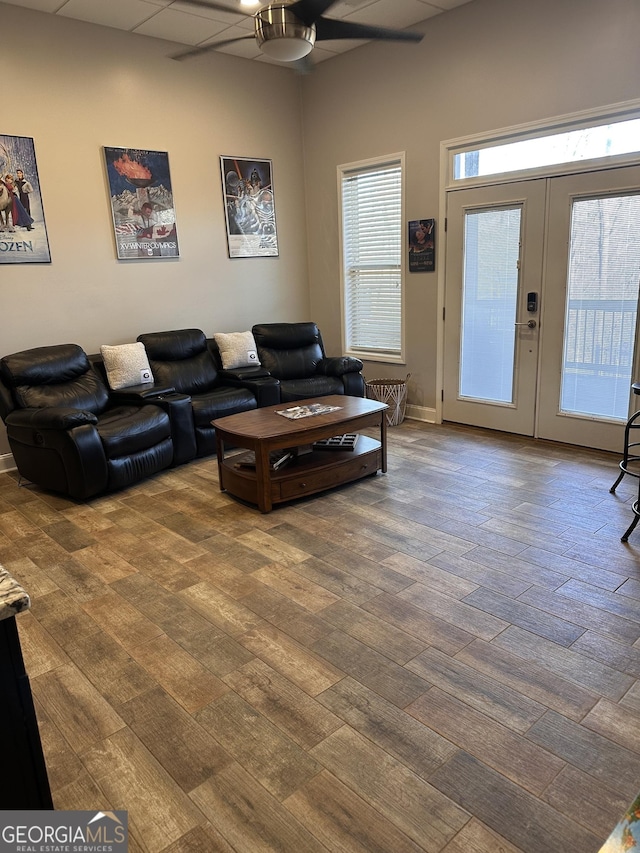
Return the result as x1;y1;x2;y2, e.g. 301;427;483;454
212;395;388;512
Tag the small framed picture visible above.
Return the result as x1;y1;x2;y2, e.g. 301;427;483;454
408;218;435;272
103;146;179;260
220;156;278;258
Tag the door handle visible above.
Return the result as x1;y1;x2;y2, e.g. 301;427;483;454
515;320;537;328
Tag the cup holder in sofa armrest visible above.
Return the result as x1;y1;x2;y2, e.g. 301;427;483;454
110;383;177;400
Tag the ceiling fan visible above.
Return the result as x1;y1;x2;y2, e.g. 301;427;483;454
171;0;424;68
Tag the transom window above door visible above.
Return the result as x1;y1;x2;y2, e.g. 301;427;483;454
447;104;640;187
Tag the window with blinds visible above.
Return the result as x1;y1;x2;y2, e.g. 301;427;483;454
339;155;404;361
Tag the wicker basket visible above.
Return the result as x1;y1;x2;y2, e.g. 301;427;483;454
365;375;410;426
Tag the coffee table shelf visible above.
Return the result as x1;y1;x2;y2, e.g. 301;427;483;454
212;395;388;512
223;436;381;507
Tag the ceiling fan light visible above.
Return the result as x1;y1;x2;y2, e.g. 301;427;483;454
258;35;314;60
255;5;316;62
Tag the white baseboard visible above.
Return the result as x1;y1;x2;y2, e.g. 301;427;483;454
405;404;437;423
0;452;16;473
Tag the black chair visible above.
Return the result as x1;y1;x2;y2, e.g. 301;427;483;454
0;344;173;500
137;328;259;459
611;382;640;541
252;322;365;403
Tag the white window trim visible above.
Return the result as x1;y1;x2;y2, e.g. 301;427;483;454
338;152;406;365
443;98;640;190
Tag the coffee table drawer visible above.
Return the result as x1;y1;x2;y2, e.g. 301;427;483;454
278;448;381;499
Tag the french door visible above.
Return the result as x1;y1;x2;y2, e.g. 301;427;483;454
443;166;640;452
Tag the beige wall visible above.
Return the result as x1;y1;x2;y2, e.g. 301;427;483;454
0;3;309;457
301;0;640;411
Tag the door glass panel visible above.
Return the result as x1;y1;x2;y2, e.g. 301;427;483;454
561;194;640;420
460;206;522;402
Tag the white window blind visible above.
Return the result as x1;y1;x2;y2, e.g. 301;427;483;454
340;158;403;357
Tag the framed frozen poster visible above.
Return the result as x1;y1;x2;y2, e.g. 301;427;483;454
103;146;179;259
220;156;278;258
0;134;51;264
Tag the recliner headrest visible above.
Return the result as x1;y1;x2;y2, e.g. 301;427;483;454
252;323;320;350
0;344;90;387
137;329;207;361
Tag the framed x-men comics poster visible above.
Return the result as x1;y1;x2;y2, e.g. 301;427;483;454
104;146;179;260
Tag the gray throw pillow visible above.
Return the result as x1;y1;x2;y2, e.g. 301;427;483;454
214;331;261;370
100;342;154;390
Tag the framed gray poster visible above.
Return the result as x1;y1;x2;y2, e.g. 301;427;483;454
104;146;179;259
220;156;278;258
0;134;51;263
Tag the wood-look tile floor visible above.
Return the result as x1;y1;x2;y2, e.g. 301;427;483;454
2;420;640;852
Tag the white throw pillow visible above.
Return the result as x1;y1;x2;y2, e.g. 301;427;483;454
214;331;261;370
100;342;154;390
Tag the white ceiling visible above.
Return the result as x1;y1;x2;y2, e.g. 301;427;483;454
0;0;474;66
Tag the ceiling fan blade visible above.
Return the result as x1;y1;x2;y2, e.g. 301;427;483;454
170;0;253;17
287;0;340;26
315;18;423;42
171;34;255;60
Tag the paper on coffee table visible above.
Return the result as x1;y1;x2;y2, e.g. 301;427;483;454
276;403;342;420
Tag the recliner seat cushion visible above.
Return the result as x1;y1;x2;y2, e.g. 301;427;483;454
190;387;257;426
96;405;171;458
279;376;344;402
106;439;173;492
1;344;109;413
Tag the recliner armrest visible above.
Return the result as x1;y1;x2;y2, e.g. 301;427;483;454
218;366;272;381
219;372;280;407
317;356;364;377
0;376;15;422
109;383;176;403
5;406;98;430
